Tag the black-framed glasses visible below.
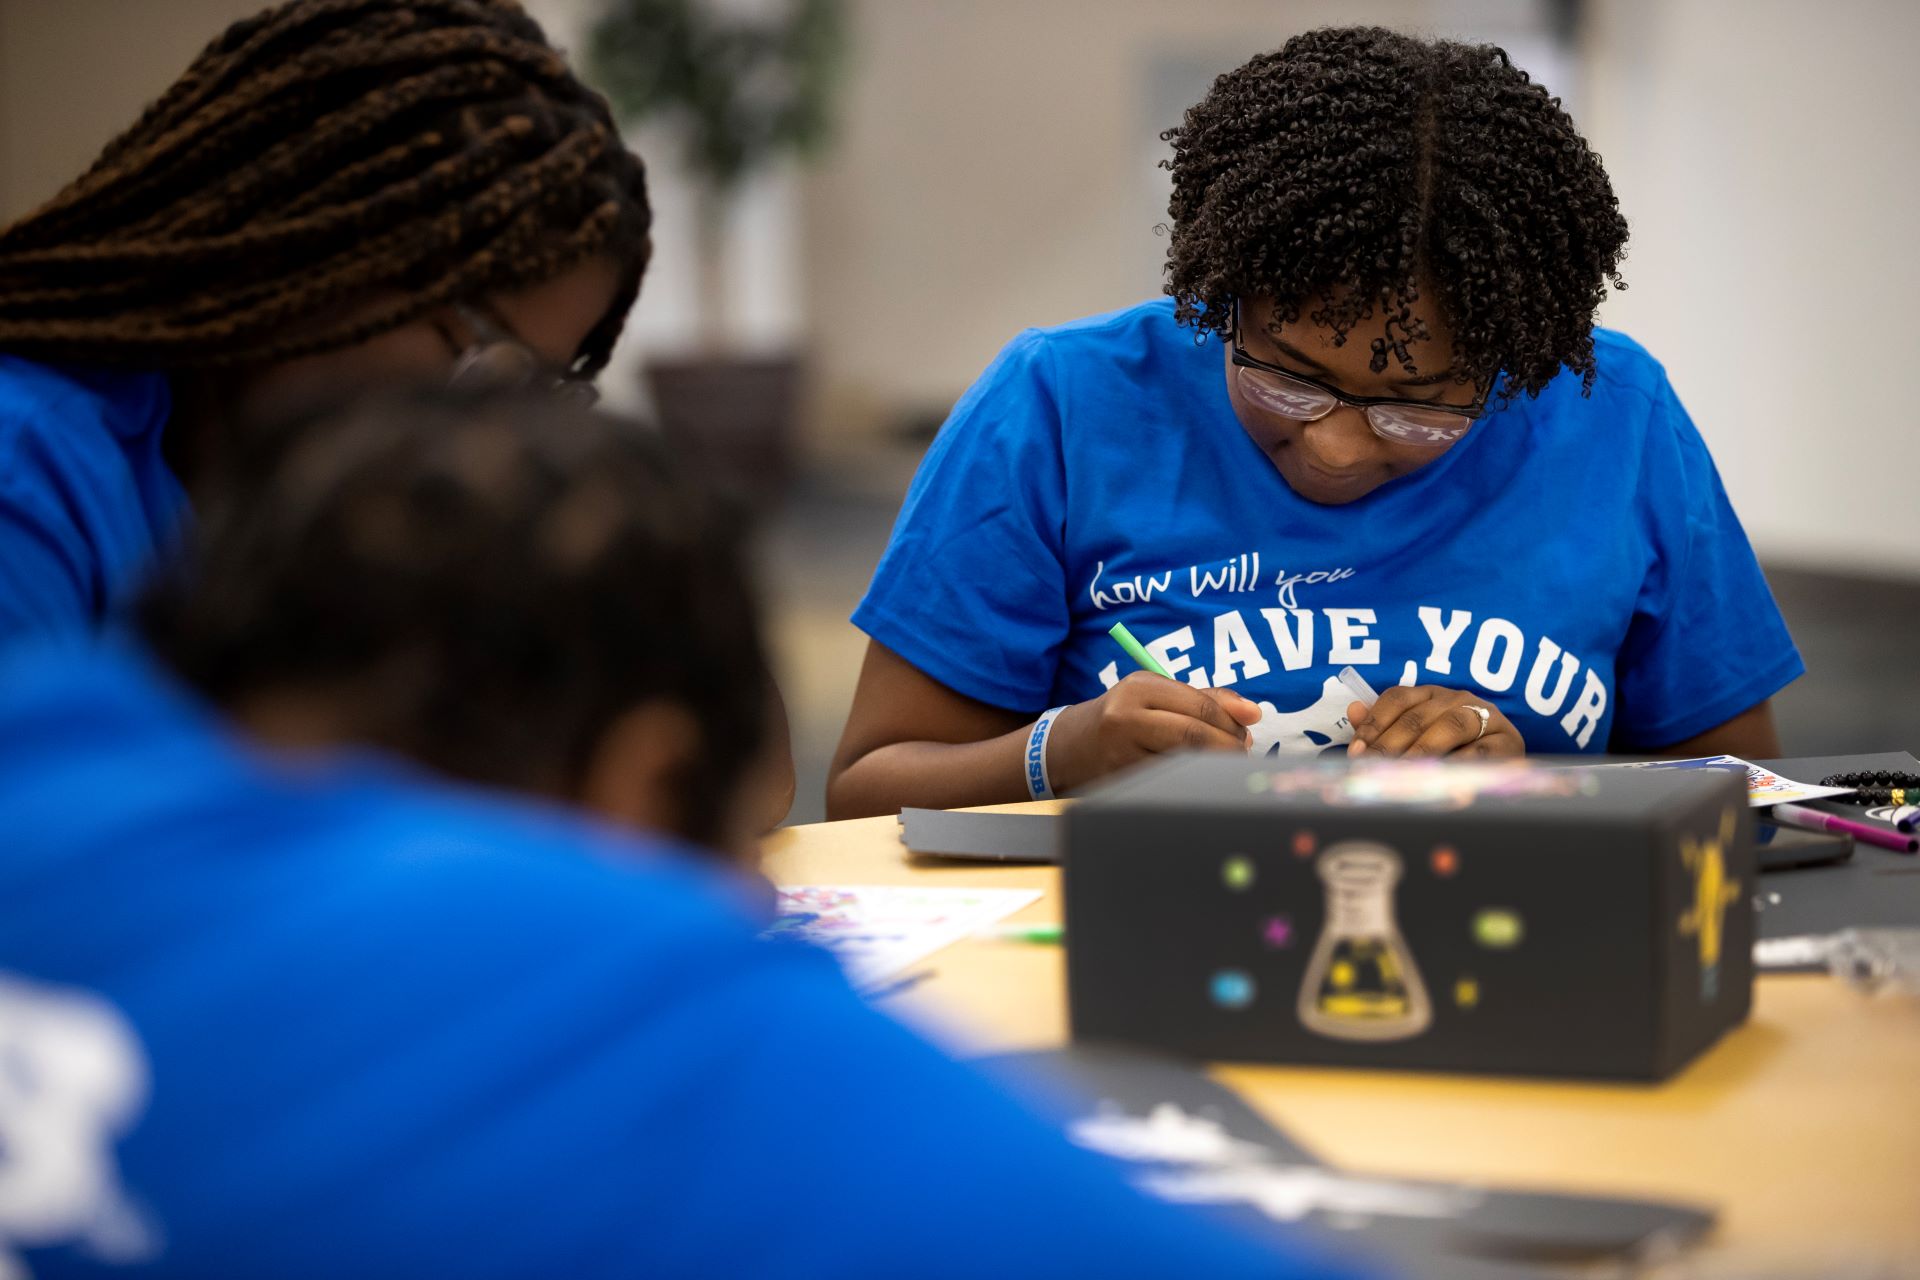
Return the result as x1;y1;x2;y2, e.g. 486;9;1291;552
438;303;599;406
1229;304;1485;447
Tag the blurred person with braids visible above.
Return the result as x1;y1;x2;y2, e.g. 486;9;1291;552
0;388;1373;1280
829;27;1800;817
0;0;644;638
0;0;793;824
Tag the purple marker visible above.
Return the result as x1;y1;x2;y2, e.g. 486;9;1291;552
1771;803;1919;854
1882;804;1920;834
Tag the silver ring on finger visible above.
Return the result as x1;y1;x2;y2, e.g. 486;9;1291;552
1462;704;1492;741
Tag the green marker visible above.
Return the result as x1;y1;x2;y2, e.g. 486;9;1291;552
1108;622;1172;678
979;922;1065;945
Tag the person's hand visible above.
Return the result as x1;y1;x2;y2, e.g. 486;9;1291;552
1347;686;1524;759
1048;673;1263;792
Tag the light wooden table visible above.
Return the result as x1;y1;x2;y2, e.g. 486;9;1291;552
764;803;1920;1276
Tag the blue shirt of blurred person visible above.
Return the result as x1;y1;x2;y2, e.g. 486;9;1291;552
0;359;185;643
0;638;1371;1280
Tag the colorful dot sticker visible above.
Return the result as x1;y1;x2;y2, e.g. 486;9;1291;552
1473;908;1524;949
1430;845;1460;877
1261;915;1293;948
1455;977;1480;1009
1291;830;1317;858
1222;855;1256;891
1211;970;1256;1009
1246;773;1270;794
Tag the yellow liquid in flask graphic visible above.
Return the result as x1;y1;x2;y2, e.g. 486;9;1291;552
1297;842;1432;1042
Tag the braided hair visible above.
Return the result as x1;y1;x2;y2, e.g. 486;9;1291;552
1164;26;1628;399
0;0;649;374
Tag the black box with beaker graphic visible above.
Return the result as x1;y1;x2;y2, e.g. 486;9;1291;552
1063;756;1754;1081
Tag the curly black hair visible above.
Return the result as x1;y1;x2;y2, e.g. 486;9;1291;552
1163;26;1628;398
140;388;768;849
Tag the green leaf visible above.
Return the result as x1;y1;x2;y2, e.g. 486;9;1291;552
586;0;848;192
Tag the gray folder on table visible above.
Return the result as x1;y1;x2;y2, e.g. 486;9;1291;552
898;807;1061;862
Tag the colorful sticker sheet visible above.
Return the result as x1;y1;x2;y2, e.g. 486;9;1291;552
767;884;1042;991
1613;755;1853;807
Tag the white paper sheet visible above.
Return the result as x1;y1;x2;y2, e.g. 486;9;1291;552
1608;754;1853;807
767;884;1043;991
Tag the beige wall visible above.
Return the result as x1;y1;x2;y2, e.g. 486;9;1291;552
1584;0;1920;577
0;0;265;221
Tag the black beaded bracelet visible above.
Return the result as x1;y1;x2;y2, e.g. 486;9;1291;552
1820;771;1920;807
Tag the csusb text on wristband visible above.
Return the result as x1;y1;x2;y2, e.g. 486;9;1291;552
1026;705;1070;801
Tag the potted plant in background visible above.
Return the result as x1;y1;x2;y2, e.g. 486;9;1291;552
589;0;846;500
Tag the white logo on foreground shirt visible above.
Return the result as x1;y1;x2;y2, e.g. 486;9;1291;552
0;975;158;1278
1071;1103;1479;1225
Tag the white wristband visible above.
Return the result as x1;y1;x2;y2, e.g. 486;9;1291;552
1025;705;1069;800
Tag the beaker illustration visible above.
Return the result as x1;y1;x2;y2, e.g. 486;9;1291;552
1297;842;1432;1041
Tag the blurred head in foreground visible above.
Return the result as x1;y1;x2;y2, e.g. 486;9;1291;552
141;388;773;857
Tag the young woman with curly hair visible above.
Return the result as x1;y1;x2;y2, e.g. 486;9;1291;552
828;26;1801;817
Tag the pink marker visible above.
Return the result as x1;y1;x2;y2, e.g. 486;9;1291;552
1770;803;1919;854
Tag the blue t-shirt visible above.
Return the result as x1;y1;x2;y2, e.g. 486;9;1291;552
0;357;187;643
855;300;1802;753
0;640;1361;1280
